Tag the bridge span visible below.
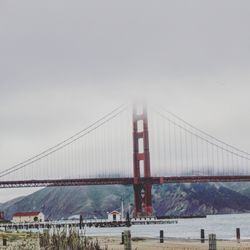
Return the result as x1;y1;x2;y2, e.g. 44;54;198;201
1;103;250;217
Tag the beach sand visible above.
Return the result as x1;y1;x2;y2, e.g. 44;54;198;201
0;232;39;249
1;232;250;249
96;236;250;250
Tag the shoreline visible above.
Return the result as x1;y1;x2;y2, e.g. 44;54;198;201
1;232;250;249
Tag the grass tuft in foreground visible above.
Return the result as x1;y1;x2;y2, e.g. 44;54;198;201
39;228;105;250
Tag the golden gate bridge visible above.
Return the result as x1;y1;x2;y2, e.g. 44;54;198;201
0;103;250;217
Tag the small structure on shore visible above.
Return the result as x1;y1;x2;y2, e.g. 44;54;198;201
12;211;45;223
108;210;122;222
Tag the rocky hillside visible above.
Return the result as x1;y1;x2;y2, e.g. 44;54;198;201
2;183;250;220
1;185;133;220
153;183;250;216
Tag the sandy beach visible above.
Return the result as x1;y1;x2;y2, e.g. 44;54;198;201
96;236;250;250
1;232;250;249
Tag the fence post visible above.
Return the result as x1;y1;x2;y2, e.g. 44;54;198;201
236;228;240;243
209;234;216;250
201;229;205;243
124;230;132;250
3;238;7;246
79;215;83;230
121;232;124;244
160;230;164;243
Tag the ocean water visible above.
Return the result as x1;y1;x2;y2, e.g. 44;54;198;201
84;213;250;240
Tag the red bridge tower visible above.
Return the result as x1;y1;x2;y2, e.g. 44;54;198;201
133;104;152;217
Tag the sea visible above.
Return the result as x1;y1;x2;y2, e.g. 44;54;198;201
84;213;250;240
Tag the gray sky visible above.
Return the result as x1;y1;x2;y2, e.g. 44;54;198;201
0;0;250;202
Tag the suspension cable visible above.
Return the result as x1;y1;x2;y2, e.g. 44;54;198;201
155;105;250;156
0;103;129;178
152;108;250;161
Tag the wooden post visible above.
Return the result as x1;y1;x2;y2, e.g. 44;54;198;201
201;229;205;243
124;230;132;250
121;232;124;244
209;234;216;250
236;228;240;243
3;238;7;246
160;230;164;243
79;215;83;230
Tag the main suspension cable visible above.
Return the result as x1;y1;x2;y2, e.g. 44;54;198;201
155;105;250;156
0;103;129;178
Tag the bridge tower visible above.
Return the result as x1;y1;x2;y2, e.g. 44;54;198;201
133;104;152;217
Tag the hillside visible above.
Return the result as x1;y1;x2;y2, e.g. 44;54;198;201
2;186;133;220
154;183;250;216
2;183;250;220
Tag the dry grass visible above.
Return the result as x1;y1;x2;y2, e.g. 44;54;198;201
0;231;38;249
39;228;104;250
0;229;105;250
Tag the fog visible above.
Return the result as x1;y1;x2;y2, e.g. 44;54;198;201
0;0;250;202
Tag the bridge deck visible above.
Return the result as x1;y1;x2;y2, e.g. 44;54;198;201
1;176;250;188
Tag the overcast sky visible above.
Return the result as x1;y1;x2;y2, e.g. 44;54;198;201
0;0;250;202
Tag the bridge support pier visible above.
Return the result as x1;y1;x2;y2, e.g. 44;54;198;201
133;104;152;217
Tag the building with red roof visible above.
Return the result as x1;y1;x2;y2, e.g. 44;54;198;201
12;211;45;223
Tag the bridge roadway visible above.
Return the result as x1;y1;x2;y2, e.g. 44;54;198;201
1;176;250;188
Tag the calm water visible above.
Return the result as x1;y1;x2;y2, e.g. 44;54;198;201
84;213;250;240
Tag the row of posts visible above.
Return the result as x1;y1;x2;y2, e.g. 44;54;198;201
201;228;240;243
1;227;241;248
120;228;241;250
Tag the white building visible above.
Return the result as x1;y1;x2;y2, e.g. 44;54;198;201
107;210;122;222
12;211;45;223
